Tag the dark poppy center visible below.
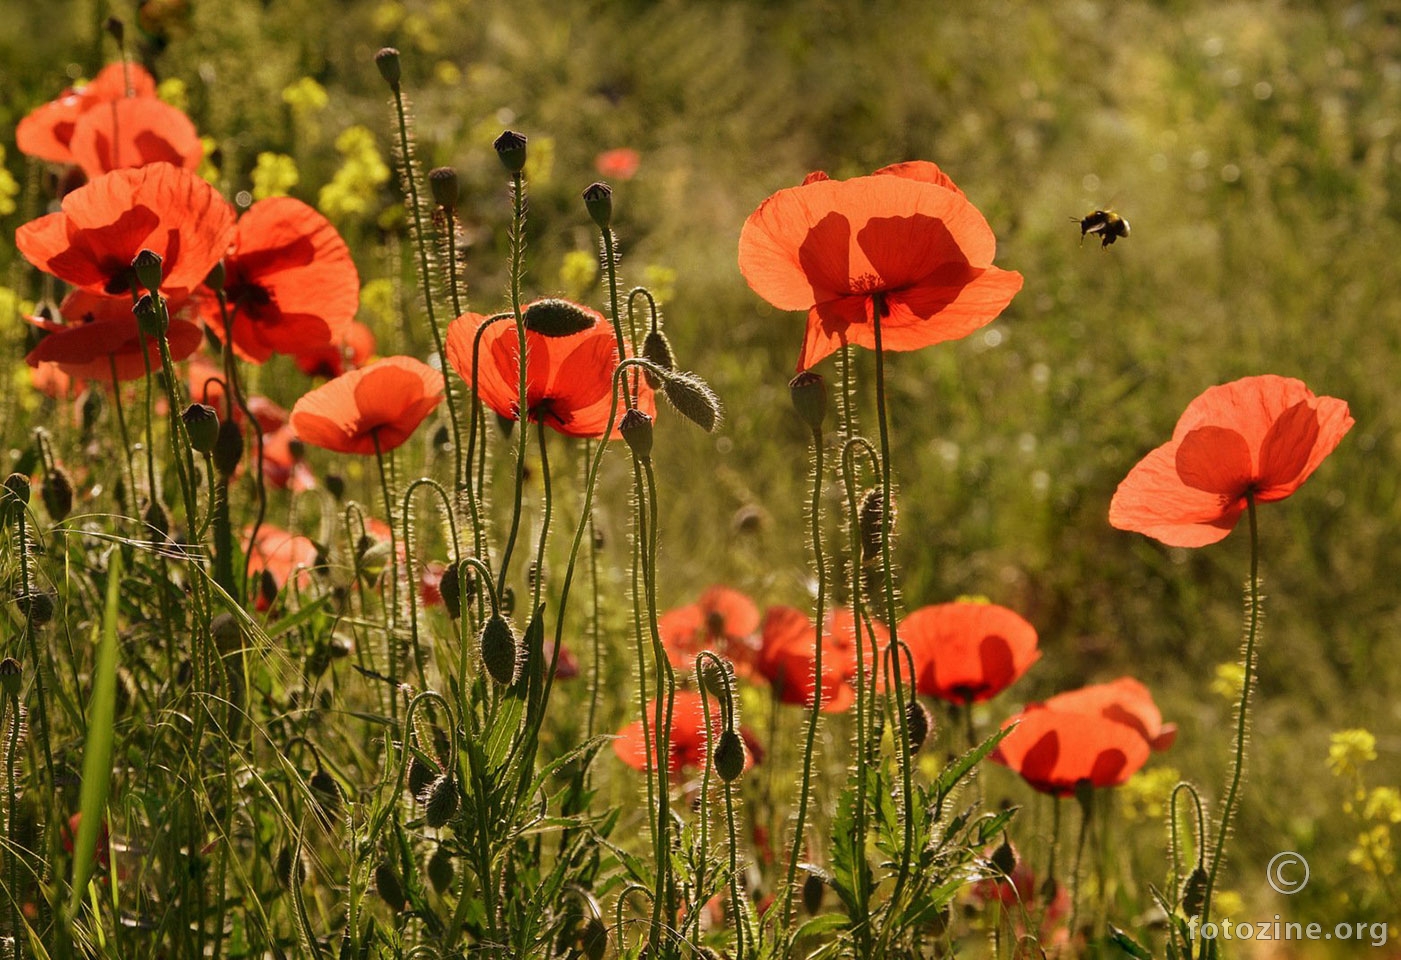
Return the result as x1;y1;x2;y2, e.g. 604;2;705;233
230;283;273;318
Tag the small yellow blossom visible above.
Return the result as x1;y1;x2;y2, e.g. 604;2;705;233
1210;662;1245;701
318;126;390;222
251;153;299;200
282;77;329;115
359;279;397;330
1121;766;1182;822
1214;890;1245;917
1347;824;1395;876
0;146;19;217
156;77;189;111
1363;787;1401;825
197;136;221;184
1328;729;1377;778
559;251;598;300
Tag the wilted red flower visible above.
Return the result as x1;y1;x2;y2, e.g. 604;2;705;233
613;690;719;774
1040;677;1177;752
755;606;884;712
992;679;1172;795
444;305;655;439
246;524;319;610
594;148;640;181
900;600;1039;704
16;62;157;166
658;585;761;673
290;356;444;455
1109;375;1353;547
200;197;360;364
16;163;236;300
295;320;376;379
739;161;1023;371
69;97;203;180
26;290;203;383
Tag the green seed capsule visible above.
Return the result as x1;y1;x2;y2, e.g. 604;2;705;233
479;614;520;685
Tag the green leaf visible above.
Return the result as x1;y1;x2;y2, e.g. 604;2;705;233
931;724;1014;817
1109;924;1155;960
793;913;848;939
68;546;122;917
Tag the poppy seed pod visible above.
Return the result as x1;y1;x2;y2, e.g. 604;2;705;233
619;408;654;460
374;47;401;89
641;329;674;389
990;837;1017;877
182;402;220;455
213;419;243;477
374;862;406;911
204;260;226;293
428;166;459;210
427;845;454;894
582;181;613;229
802;873;825;916
493;130;528;175
131;249;163;293
0;658;20;700
41;467;74;522
662;372;721;432
858;488;892;566
132;293;165;336
523;298;598;337
788;371;827;433
479;614;521;685
713;728;745;782
904;699;932;752
308;768;341;817
18;592;55;627
423;775;459;827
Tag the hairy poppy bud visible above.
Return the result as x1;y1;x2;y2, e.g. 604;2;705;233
641;329;674;388
0;658;20;700
18;591;55;627
374;862;406;911
423;775;459;827
789;371;826;433
1;474;29;528
213;419;243;477
580;917;608;960
182;403;219;455
438;560;476;619
81;390;104;436
428;845;454;894
104;15;124;42
802;873;825;916
309;768;341;819
1181;865;1208;918
582;181;613;229
479;614;520;685
523;298;596;337
493;130;528;175
990;837;1017;877
857;488;892;566
132;249;164;294
662;372;722;432
407;755;437;798
41;467;74;522
375;47;401;89
904;699;932;752
713;729;745;783
619;408;654;461
144;499;169;540
276;845;306;888
211;612;240;654
429;166;459;209
205;260;226;293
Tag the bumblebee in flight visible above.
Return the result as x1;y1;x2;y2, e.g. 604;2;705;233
1074;209;1130;248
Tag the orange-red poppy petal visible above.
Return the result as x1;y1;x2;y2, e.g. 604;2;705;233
902;602;1040;703
992;706;1152;796
70;97;203;179
290;356;444;455
1109;441;1244;547
1174;426;1252;495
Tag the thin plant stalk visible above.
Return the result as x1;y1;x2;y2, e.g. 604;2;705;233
496;171;530;588
372;433;401;724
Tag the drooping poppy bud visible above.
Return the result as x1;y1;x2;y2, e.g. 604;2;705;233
641;329;674;389
713;728;745;783
857;488;891;566
41;467;74;522
904;699;932;752
375;47;402;90
0;658;20;699
427;845;454;894
374;862;406;911
423;775;458;827
213;420;243;477
802;873;825;916
662;372;721;432
407;755;437;798
18;591;55;627
619;408;654;461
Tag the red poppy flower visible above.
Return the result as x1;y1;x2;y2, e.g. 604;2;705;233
16;62;157;166
613;691;719;774
69;97;203;180
295;320;376;379
16;163;236;300
289;356;444;455
1109;375;1353;547
658;585;761;673
595;148;641;181
444;305;656;439
246;524;319;610
739;161;1023;371
1040;678;1176;752
26;290;203;383
755;605;884;712
200;197;360;364
900;600;1040;704
261;423;315;492
31;362;83;400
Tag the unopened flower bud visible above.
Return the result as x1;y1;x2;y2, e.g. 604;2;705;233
374;862;406;911
858;488;892;566
427;845;454;894
408;755;438;798
375;47;402;89
990;837;1017;877
18;591;55;627
713;728;745;783
41;467;74;522
205;260;226;292
182;403;219;455
662;372;721;432
523;298;597;337
131;249;164;294
0;658;20;699
479;614;521;685
619;408;654;460
144;499;169;540
802;873;825;916
104;16;125;42
429;166;459;209
905;699;932;752
789;371;827;433
580;918;608;960
423;775;459;827
641;329;674;388
309;768;341;818
582;181;613;229
213;419;243;477
1181;865;1208;918
493;130;528;174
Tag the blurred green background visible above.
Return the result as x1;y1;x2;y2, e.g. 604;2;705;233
2;0;1397;932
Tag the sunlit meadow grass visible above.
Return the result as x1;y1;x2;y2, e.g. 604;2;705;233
0;1;1397;958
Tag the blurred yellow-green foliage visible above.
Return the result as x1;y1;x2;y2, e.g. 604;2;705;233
3;0;1398;931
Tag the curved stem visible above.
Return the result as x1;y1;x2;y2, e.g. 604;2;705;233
400;477;463;690
497;172;530;590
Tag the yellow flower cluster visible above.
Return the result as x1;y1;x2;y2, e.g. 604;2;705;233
0;146;18;217
318;127;390;222
1120;766;1182;822
252;153;300;200
1327;729;1377;778
1210;662;1245;701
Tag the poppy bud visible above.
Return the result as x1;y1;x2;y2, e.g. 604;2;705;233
104;15;124;41
493;130;528;175
41;467;74;522
276;844;306;888
1;474;29;528
641;329;674;389
211;612;240;654
990;837;1017;877
18;591;55;627
789;371;827;434
662;372;722;432
619;408;654;460
205;260;226;293
479;614;520;685
523;298;597;337
857;488;892;566
904;699;932;752
213;419;243;477
131;249;164;294
713;729;745;783
375;47;401;90
357;540;391;587
259;570;280;612
81;390;104;436
309;768;341;818
423;775;459;827
182;403;220;455
698;656;733;700
1181;865;1208;918
438;560;476;619
802;873;825;916
429;166;459;210
495;411;516;438
407;755;437;798
144;499;169;540
0;658;20;699
580;917;608;960
324;474;345;501
582;181;613;229
374;861;406;911
428;845;454;894
132;293;165;336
